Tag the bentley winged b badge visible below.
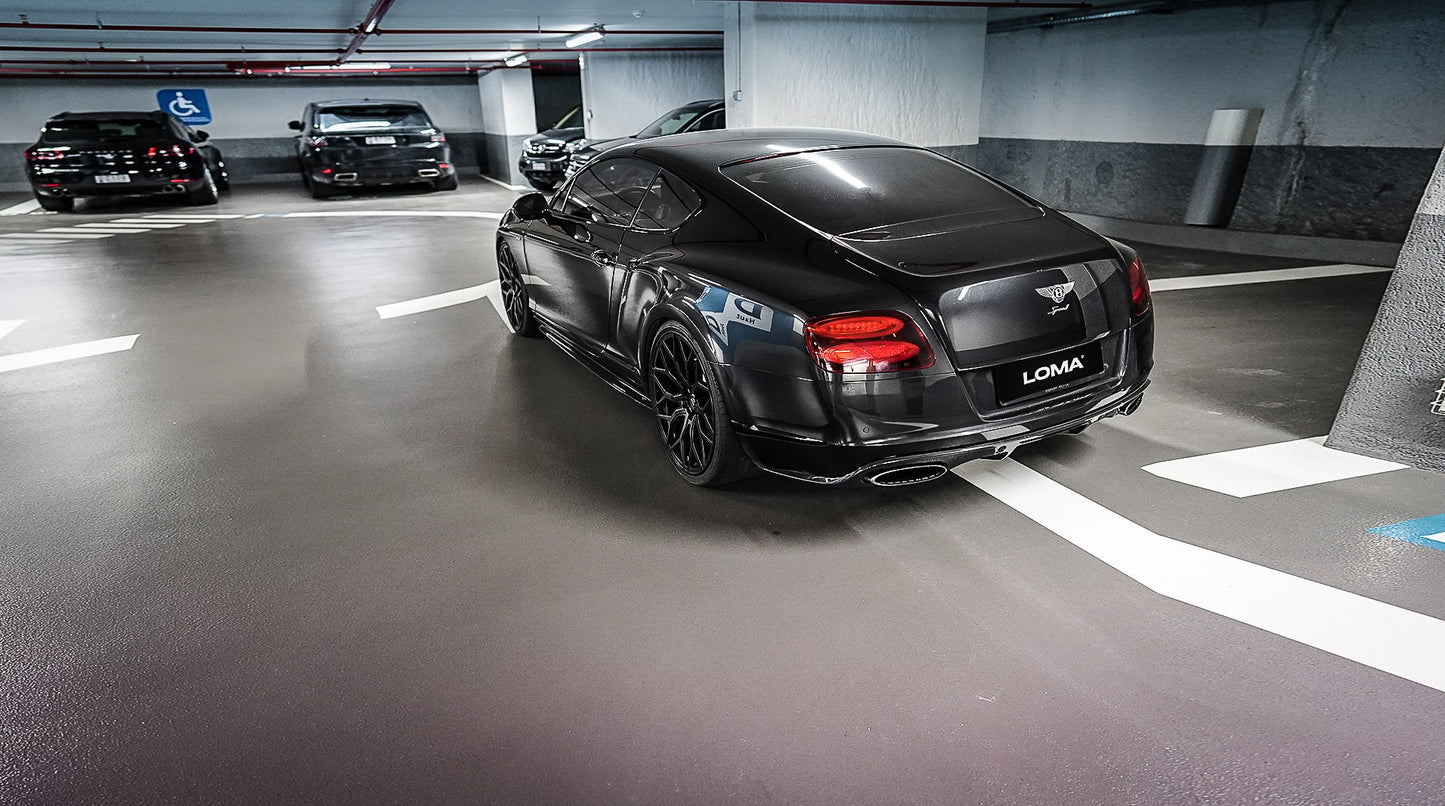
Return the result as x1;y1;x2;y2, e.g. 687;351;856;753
1035;282;1075;304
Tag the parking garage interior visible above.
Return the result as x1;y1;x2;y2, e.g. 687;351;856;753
1;1;1443;803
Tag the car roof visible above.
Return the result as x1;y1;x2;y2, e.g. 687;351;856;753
628;128;912;173
48;110;170;121
311;98;424;109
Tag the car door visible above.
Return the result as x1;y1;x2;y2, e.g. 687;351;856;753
612;169;706;365
522;157;660;351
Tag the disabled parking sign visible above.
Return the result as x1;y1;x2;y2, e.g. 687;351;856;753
158;89;211;125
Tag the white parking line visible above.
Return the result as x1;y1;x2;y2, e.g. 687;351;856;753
479;175;528;193
376;284;492;319
1151;263;1389;291
0;199;41;215
40;227;139;236
0;320;22;340
6;232;114;240
281;210;501;220
0;334;139;374
957;458;1445;694
101;220;187;228
0;236;83;244
139;214;244;220
1142;436;1408;497
74;223;159;230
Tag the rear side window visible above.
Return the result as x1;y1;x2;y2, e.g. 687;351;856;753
316;106;432;132
633;171;703;231
688;110;725;133
722;147;1034;236
555;159;661;227
42;119;168;144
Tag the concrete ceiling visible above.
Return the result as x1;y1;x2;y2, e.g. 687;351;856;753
0;0;1089;79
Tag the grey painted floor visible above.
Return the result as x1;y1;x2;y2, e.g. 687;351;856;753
1;182;1442;805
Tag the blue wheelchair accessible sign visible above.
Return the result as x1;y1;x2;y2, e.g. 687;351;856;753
158;89;211;125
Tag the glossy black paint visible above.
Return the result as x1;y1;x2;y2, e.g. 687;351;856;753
289;99;456;197
497;128;1154;485
25;110;228;210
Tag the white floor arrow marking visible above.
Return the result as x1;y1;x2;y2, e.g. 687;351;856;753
1142;436;1407;497
376;284;491;320
956;459;1445;693
0;199;41;215
0;334;139;374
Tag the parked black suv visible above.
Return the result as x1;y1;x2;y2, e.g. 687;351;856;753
565;99;725;177
25;110;228;212
288;99;457;199
517;105;584;191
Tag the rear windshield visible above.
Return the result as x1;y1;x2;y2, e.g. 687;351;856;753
721;147;1035;236
637;105;715;139
549;105;582;130
42;119;170;144
316;105;432;132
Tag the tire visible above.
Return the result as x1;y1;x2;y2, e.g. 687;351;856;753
647;321;756;487
434;174;459;192
496;242;540;337
189;169;219;205
527;176;555;192
34;193;73;212
308;177;335;200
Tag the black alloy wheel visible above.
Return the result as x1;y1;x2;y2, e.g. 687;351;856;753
647;321;755;486
496;243;539;337
527;177;555;192
189;168;219;205
34;193;73;212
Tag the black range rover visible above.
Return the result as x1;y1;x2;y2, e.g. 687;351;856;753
25;110;228;212
288;99;458;198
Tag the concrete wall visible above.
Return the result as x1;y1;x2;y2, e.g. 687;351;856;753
977;0;1445;241
0;76;487;188
1329;148;1445;470
725;2;986;155
578;51;723;140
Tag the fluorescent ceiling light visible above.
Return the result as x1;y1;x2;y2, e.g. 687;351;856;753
504;53;528;67
565;27;604;48
299;62;392;71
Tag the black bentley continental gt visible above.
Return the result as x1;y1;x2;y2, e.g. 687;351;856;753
496;129;1153;487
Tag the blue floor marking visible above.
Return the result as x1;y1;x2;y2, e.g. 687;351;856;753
1369;513;1445;552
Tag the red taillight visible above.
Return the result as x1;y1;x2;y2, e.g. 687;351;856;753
805;312;934;374
437;162;450;170
26;149;64;161
430;134;446;143
146;145;195;158
320;167;332;175
1127;257;1152;317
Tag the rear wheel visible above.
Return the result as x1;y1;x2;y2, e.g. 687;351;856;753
34;193;73;212
647;321;756;487
188;169;219;205
527;176;555;192
434;174;459;192
308;176;335;199
496;242;539;337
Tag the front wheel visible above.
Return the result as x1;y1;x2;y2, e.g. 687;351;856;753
34;193;74;212
647;321;756;487
496;242;539;337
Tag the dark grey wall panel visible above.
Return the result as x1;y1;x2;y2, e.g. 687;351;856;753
1230;146;1439;242
1329;150;1445;472
532;72;582;132
976;138;1203;224
976;138;1438;242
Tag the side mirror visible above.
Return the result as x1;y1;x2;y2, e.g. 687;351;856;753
193;130;210;141
287;120;303;131
512;192;549;221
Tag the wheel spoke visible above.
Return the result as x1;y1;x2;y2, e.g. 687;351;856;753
649;329;717;476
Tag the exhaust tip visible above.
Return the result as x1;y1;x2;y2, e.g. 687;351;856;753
417;168;440;178
867;464;949;487
335;172;358;182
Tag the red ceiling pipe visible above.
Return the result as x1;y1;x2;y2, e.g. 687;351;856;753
698;0;1087;6
0;20;724;36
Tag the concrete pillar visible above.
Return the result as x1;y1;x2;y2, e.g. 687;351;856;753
477;68;537;186
1184;108;1263;226
1328;147;1445;472
723;2;986;159
578;51;724;140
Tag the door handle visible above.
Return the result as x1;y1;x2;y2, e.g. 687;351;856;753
590;250;615;267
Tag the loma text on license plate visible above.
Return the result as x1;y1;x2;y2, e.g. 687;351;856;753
94;174;131;184
994;342;1104;406
365;135;397;145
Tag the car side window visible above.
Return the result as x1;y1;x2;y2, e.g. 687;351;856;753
554;158;661;227
633;170;703;232
688;110;725;133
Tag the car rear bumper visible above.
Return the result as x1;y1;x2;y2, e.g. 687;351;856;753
736;380;1148;485
517;154;569;180
310;159;454;187
30;172;207;198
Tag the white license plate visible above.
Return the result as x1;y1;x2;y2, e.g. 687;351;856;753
94;174;131;184
530;161;549;171
365;135;396;145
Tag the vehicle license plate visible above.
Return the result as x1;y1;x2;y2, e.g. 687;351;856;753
94;173;131;184
994;342;1104;406
530;161;549;171
365;135;396;145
